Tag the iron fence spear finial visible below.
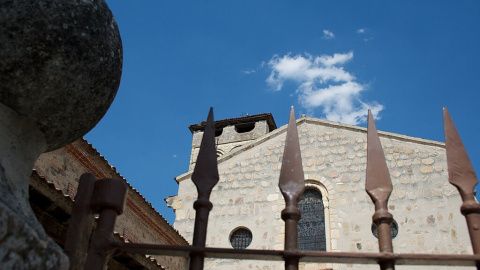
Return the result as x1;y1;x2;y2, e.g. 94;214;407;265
443;107;480;259
366;110;395;270
190;107;219;270
279;106;305;270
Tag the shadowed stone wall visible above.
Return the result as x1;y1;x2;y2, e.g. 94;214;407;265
34;139;188;270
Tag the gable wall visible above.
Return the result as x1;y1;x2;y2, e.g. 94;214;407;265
172;118;472;270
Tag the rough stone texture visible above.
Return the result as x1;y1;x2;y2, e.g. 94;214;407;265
171;116;474;270
0;103;68;269
189;120;270;170
0;0;122;268
0;0;123;151
0;201;68;270
34;139;189;270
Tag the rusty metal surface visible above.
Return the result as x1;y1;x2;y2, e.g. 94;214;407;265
85;209;118;270
444;107;480;262
85;178;128;270
91;178;128;215
113;242;480;266
64;173;96;270
366;110;395;270
279;107;305;270
66;107;480;270
189;108;219;270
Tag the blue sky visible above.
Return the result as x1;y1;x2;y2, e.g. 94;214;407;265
86;1;480;224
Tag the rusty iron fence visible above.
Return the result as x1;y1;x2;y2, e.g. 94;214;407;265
64;107;480;270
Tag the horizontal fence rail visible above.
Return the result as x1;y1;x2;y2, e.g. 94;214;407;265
65;107;480;270
112;243;480;266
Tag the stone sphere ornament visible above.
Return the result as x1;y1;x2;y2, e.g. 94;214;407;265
0;0;123;151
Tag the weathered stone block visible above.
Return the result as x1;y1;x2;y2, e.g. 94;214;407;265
0;0;122;151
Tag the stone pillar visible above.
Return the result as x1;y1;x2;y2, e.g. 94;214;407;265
0;103;68;269
0;0;123;268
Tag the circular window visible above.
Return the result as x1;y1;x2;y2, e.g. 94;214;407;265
229;228;252;249
371;220;398;239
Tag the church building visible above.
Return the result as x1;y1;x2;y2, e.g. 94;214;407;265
167;113;473;270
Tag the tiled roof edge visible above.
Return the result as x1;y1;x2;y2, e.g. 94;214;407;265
113;232;167;270
73;138;188;244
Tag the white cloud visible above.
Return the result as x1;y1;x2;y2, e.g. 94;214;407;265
242;61;266;75
266;52;383;125
322;30;335;39
357;28;373;42
242;69;256;74
316;51;354;67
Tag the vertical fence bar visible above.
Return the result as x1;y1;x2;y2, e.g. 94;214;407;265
62;107;480;269
366;110;395;270
443;107;480;270
64;173;96;270
279;107;305;270
84;178;128;270
189;108;220;270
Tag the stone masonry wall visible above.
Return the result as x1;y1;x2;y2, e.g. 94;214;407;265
34;140;188;270
171;117;473;270
189;120;269;170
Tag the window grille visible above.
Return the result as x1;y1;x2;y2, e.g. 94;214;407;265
230;228;252;249
297;189;326;251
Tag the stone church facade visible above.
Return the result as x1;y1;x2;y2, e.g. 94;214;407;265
167;113;473;270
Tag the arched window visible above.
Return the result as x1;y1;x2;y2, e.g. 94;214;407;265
297;189;326;251
234;122;255;133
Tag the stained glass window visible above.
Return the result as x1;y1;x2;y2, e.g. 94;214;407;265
298;189;326;251
230;228;252;249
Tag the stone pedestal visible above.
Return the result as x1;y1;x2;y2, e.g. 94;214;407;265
0;103;68;269
0;0;123;268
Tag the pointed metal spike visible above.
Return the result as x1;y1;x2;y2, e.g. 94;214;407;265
366;110;393;203
443;107;478;195
191;107;219;198
279;106;305;206
366;110;395;264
